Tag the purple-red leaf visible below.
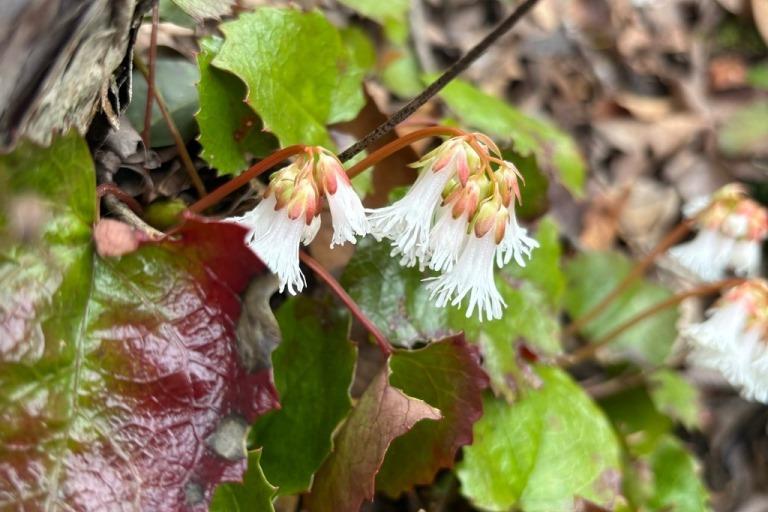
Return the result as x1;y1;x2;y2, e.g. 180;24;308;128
305;369;441;512
0;211;279;510
376;335;488;496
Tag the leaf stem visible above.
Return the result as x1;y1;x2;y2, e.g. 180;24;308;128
560;278;744;367
134;55;207;198
345;126;465;179
187;145;307;214
141;1;159;147
564;219;694;336
299;251;394;357
336;0;542;163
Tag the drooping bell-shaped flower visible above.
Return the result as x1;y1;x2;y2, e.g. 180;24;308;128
669;184;768;281
494;162;539;268
228;157;320;294
426;196;508;321
315;150;368;248
367;137;482;269
685;280;768;403
426;174;488;272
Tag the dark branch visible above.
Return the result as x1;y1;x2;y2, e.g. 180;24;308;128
337;0;542;163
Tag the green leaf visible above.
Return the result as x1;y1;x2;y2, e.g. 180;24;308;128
125;55;200;147
438;79;586;196
329;27;375;124
507;152;550;221
210;450;277;512
376;335;488;496
305;369;441;512
0;134;280;509
718;99;768;157
250;297;356;495
214;8;365;148
599;385;672;457
507;217;565;309
648;369;701;430
381;49;423;97
747;63;768;90
341;237;455;347
196;36;278;175
564;251;679;365
625;435;710;512
450;220;564;398
458;366;621;512
170;0;234;20
337;0;410;43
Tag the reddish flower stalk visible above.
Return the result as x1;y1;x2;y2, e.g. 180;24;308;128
564;218;695;336
561;278;744;367
187;145;307;214
345;126;466;179
299;251;393;357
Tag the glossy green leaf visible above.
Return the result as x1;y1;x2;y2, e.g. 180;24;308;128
329;27;375;124
210;450;277;512
306;369;441;512
458;366;621;512
250;297;356;495
341;237;454;347
196;37;278;175
214;8;365;148
564;251;679;365
125;56;199;147
438;79;586;196
376;336;487;497
649;369;701;430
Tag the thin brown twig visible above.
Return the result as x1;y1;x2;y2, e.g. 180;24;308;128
345;126;466;179
141;1;159;147
560;278;744;367
187;145;306;214
564;219;695;336
299;251;394;357
134;55;207;198
336;0;542;163
96;183;143;215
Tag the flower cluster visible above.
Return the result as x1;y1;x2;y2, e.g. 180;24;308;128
685;279;768;403
669;184;768;281
228;135;538;321
366;135;538;321
227;147;367;294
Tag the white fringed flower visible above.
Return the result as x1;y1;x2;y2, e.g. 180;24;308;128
427;229;506;321
496;208;539;268
315;151;368;248
367;137;480;269
685;280;768;403
228;195;319;295
668;229;735;282
427;206;470;272
669;184;768;281
227;147;373;293
426;198;508;321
